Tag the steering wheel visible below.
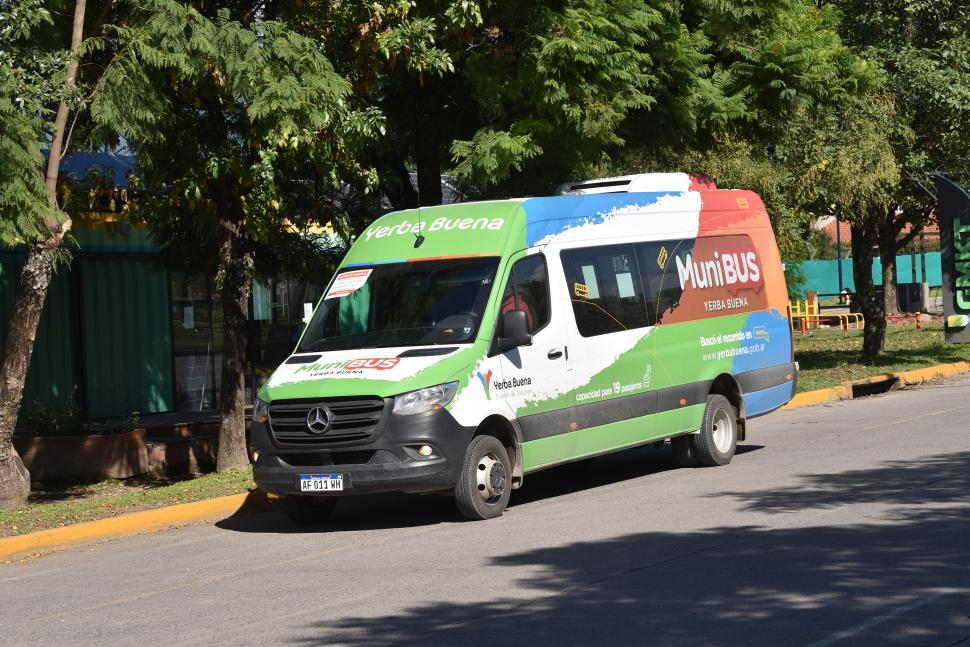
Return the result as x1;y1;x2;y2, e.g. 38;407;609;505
441;311;477;322
421;312;479;343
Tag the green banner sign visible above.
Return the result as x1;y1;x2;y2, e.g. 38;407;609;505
935;174;970;342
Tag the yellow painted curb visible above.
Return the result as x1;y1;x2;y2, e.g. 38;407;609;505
783;387;841;409
897;360;970;385
0;491;259;561
782;360;970;411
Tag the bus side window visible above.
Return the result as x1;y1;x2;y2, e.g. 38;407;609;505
636;240;693;324
561;244;649;336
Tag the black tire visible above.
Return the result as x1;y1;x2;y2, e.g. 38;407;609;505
670;435;699;467
282;495;338;525
691;394;739;466
455;435;512;520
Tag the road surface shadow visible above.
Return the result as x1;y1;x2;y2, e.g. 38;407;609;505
216;444;764;534
288;450;970;646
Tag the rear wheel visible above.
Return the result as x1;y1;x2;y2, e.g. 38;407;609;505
282;495;338;525
455;435;512;520
692;394;738;466
670;435;699;467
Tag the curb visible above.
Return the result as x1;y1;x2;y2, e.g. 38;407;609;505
0;490;271;561
782;360;970;411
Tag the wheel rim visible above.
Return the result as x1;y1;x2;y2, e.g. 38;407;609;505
475;451;507;504
712;408;735;453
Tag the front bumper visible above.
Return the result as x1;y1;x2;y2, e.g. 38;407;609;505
248;404;474;497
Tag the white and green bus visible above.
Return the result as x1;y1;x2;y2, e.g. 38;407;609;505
248;173;796;522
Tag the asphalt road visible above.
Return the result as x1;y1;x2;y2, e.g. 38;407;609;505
3;375;970;647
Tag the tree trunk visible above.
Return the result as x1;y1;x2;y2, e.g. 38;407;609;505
0;246;58;507
877;213;901;316
216;216;254;471
850;221;885;364
414;120;442;206
881;255;900;316
0;0;86;509
413;78;443;207
378;152;419;210
44;0;86;205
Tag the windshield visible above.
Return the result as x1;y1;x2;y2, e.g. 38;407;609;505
298;257;501;352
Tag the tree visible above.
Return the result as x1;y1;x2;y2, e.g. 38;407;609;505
0;0;86;509
283;0;716;204
92;0;379;469
782;93;903;362
613;0;874;262
833;0;970;317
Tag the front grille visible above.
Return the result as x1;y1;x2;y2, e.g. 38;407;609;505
268;397;386;446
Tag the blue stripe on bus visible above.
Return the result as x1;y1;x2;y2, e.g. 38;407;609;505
743;380;794;418
521;193;671;247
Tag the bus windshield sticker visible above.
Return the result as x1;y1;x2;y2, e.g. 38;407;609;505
325;269;373;299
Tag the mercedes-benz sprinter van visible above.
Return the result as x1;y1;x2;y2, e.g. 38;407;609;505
248;173;796;522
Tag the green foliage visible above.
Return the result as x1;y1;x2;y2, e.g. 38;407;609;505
450;129;541;189
456;0;711;193
90;0;381;274
784;262;807;301
831;0;970;231
22;389;83;437
803;226;841;260
0;0;66;247
22;387;139;437
700;0;874;125
780;93;903;222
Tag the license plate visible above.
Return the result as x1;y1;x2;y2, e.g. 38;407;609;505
299;474;343;492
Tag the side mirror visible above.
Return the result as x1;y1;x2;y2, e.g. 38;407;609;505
497;309;532;352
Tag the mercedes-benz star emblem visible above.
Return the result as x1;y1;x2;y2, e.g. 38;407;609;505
306;407;332;434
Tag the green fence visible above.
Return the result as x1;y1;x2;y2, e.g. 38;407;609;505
78;259;173;417
793;252;943;295
0;241;173;420
0;260;79;410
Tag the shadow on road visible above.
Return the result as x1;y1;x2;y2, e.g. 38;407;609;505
216;444;764;534
287;450;970;646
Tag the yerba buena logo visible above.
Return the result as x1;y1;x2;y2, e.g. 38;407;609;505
363;216;505;241
675;247;763;294
476;369;493;400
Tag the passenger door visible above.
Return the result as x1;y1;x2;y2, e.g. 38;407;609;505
491;252;573;440
558;244;657;448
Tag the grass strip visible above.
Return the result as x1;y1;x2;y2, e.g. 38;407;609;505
794;324;970;392
0;468;255;537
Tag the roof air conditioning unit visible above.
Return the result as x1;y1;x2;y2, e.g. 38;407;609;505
556;172;716;196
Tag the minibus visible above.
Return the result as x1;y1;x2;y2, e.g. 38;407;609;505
248;173;796;522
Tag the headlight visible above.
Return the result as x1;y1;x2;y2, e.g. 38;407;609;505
253;398;269;423
392;382;458;416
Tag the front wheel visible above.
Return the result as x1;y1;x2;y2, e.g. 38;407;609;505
691;394;739;466
455;435;512;520
282;495;338;526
